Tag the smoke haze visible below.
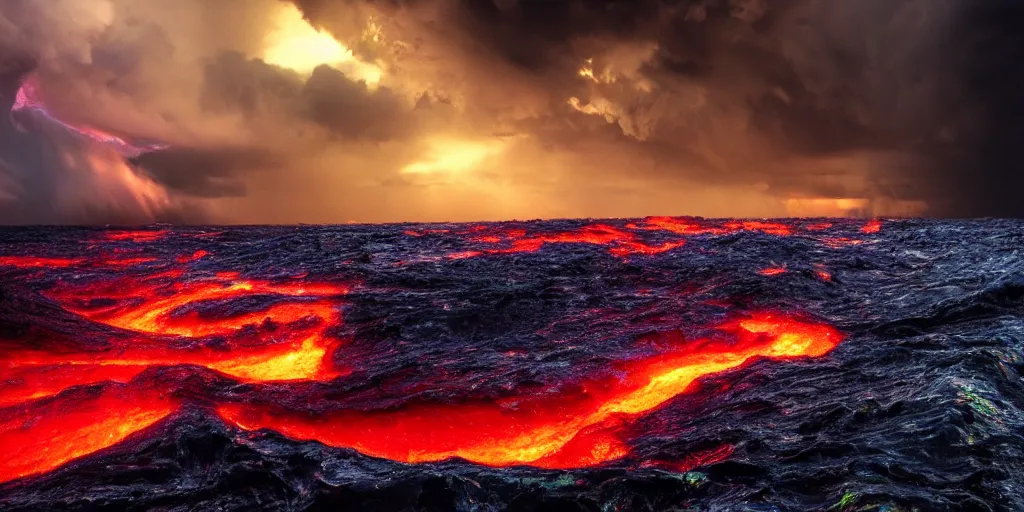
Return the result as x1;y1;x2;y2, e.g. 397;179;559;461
0;0;1021;223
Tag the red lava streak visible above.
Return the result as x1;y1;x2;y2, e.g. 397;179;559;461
0;254;181;270
1;273;350;413
0;256;86;268
0;386;176;483
722;221;793;236
448;224;685;259
0;224;855;482
218;313;843;469
103;230;169;242
641;444;736;473
437;217;854;260
813;264;832;282
0;266;353;482
95;255;158;267
861;219;882;234
176;250;209;263
805;222;834;231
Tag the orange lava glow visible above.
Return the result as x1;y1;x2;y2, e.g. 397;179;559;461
640;444;736;473
447;224;685;259
447;250;484;260
0;253;189;270
0;365;149;407
176;250;209;263
0;387;176;483
103;230;169;242
403;228;451;237
638;217;793;237
0;260;358;484
722;221;793;236
805;222;834;231
813;265;832;282
25;276;350;383
0;256;86;268
218;313;843;469
0;223;858;482
434;217;882;260
861;220;882;234
638;216;727;236
95;255;158;267
0;273;351;418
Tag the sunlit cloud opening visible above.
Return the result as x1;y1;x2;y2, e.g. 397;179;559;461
400;137;510;177
262;3;382;85
784;198;870;217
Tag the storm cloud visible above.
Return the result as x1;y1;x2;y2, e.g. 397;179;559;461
0;0;1021;223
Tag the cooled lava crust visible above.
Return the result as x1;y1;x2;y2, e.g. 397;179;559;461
0;218;1021;511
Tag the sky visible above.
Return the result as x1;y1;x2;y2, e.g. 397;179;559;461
0;0;1021;224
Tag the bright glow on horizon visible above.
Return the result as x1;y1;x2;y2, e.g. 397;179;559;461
400;138;509;176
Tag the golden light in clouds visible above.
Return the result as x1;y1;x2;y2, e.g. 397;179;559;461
784;198;870;217
579;58;598;81
568;97;623;124
400;138;509;177
784;197;930;217
577;58;617;84
262;3;382;84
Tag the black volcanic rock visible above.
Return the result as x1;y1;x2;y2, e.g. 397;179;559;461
0;218;1022;511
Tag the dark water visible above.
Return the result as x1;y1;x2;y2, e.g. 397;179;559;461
0;219;1021;511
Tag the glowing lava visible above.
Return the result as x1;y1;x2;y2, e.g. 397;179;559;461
0;261;353;483
638;217;792;236
95;255;158;267
814;267;832;282
0;256;86;268
103;230;169;242
0;253;173;270
722;221;793;236
641;444;736;473
0;386;176;483
176;250;209;263
436;217;884;260
27;276;350;383
861;219;882;234
218;313;843;469
0;222;861;483
0;365;151;408
0;272;350;413
447;224;684;259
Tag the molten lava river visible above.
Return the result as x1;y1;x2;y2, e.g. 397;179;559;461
1;218;1021;511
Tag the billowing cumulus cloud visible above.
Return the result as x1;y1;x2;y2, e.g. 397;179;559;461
0;0;1021;223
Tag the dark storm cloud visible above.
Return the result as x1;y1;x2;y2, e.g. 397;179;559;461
200;52;416;140
931;0;1024;217
0;58;204;224
1;0;1022;222
295;0;1020;216
467;3;946;172
129;147;286;198
0;0;430;223
303;66;414;140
